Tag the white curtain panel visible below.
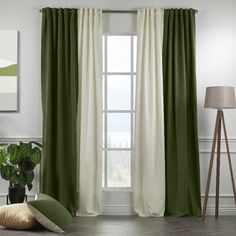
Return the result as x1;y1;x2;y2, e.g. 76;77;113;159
77;8;103;216
134;8;165;217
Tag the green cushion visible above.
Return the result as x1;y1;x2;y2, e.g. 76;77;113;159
27;193;72;233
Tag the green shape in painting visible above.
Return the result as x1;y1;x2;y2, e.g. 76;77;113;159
0;64;17;76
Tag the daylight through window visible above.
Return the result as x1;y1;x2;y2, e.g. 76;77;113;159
102;35;137;188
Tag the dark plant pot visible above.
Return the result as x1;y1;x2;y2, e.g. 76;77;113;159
8;186;25;204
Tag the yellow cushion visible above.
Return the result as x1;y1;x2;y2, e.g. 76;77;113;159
0;203;37;230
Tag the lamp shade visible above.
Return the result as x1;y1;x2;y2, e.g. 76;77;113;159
204;86;236;109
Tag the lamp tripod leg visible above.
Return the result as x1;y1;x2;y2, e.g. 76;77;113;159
215;111;222;217
222;112;236;205
202;111;220;221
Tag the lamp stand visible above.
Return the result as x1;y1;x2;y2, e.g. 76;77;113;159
202;110;236;220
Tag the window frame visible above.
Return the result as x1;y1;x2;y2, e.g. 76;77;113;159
102;34;136;191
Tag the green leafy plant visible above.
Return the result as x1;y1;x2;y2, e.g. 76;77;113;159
0;141;42;191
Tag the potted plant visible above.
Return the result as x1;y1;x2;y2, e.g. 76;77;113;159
0;141;42;204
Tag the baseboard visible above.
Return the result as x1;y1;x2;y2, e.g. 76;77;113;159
102;205;136;215
101;205;236;216
205;205;236;215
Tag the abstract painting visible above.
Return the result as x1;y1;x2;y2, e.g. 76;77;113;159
0;30;18;111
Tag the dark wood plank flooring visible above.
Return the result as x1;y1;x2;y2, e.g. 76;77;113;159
1;216;236;235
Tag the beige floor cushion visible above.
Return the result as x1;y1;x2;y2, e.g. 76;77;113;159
0;203;37;230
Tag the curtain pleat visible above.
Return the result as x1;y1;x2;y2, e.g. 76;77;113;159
77;9;102;216
134;8;165;217
41;8;78;215
163;9;201;216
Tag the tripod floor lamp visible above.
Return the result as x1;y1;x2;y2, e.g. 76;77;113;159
202;86;236;220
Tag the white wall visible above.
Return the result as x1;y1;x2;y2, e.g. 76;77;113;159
0;0;236;214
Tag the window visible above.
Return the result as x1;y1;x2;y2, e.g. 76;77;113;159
103;35;137;188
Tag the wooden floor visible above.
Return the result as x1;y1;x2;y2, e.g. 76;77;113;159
1;216;236;235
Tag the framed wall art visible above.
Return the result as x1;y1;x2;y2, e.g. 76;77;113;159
0;30;18;111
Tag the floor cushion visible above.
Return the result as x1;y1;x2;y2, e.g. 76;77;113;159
27;193;72;233
0;203;37;230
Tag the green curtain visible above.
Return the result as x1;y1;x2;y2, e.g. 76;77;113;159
41;8;78;215
163;9;201;216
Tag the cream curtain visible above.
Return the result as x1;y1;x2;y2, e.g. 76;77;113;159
134;8;165;217
77;8;103;216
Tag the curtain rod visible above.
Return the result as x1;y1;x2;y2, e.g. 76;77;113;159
38;9;136;13
39;9;198;13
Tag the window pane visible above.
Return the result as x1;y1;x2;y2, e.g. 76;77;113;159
107;113;130;148
107;75;131;110
102;35;136;189
133;36;137;73
107;36;131;72
107;151;131;187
